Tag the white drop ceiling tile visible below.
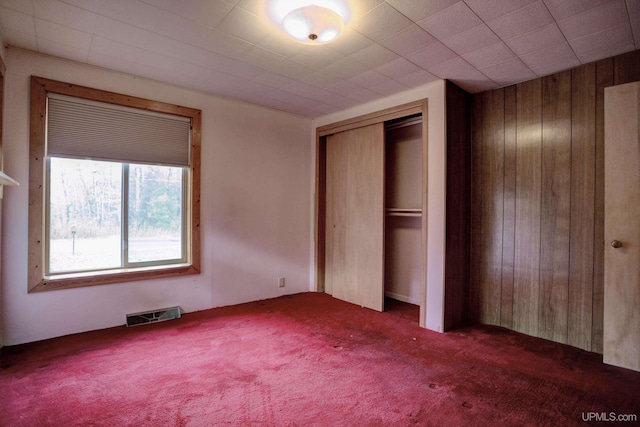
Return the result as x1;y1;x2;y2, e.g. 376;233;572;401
235;0;266;15
0;6;35;35
309;102;337;115
301;71;342;89
253;72;296;88
632;18;640;48
321;56;370;79
153;11;213;50
407;42;458;69
480;57;531;80
208;55;266;79
418;2;483;40
145;33;228;71
37;37;89;62
385;0;461;21
258;30;305;57
152;0;234;27
87;50;134;74
348;69;388;87
271;59;316;80
350;0;386;20
35;18;91;48
577;40;636;63
135;49;181;72
91;35;145;62
242;46;287;70
531;57;581;77
462;42;516;69
505;23;565;56
0;0;33;14
130;61;183;85
348;43;399;68
487;1;554;39
455;79;499;93
326;79;366;96
522;42;579;69
206;29;253;59
0;28;37;50
491;69;537;87
370;78;409;96
60;0;101;13
351;2;413;42
464;0;538;21
543;0;611;20
426;56;484;80
325;27;372;56
569;23;635;57
98;0;164;32
216;7;272;44
380;24;437;57
346;87;383;103
375;57;422;78
396;69;439;87
33;0;96;33
193;70;248;91
324;92;359;109
442;23;501;56
94;15;151;49
628;0;640;18
558;0;629;41
281;81;322;98
291;46;344;70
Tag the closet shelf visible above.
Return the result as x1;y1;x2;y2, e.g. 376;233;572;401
386;208;422;217
0;171;19;186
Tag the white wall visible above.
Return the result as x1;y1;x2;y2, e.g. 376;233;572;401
314;80;447;333
1;49;313;345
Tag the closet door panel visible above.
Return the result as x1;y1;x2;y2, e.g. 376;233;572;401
325;123;385;312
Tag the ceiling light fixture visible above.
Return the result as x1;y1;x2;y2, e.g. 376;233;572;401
268;0;351;45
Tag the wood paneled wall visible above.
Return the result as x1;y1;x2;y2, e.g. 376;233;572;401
470;50;640;353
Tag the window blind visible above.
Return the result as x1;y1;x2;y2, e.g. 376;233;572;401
47;93;191;166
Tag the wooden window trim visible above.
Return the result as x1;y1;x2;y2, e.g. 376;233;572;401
28;76;201;293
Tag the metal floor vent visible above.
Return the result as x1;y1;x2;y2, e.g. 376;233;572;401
126;306;181;327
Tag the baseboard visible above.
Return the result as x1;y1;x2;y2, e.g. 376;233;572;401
384;291;419;306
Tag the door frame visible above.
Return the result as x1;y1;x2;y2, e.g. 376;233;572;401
314;99;428;327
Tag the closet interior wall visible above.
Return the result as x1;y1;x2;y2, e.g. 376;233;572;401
384;117;423;306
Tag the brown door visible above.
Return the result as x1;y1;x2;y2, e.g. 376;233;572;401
325;123;385;312
603;81;640;372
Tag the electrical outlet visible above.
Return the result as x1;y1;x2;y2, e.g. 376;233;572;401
278;277;285;288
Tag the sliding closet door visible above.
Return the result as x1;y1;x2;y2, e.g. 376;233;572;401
325;123;385;312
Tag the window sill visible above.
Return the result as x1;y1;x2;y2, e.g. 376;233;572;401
29;263;199;293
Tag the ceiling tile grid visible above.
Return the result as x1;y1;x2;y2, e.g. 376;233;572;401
0;0;637;118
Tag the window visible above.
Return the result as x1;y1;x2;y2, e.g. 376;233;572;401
29;76;201;292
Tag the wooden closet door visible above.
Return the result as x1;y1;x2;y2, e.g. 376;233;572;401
603;81;640;372
325;123;385;312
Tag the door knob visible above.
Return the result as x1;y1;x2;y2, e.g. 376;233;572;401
610;240;623;248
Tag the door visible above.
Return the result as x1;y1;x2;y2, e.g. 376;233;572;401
603;81;640;372
325;123;385;311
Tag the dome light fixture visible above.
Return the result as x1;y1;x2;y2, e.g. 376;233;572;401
282;5;343;44
268;0;351;45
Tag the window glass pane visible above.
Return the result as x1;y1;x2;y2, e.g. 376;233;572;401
128;164;183;263
48;158;122;273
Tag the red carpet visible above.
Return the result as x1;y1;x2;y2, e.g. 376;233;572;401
1;293;638;426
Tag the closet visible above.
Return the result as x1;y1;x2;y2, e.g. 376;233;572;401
384;116;423;306
316;101;427;319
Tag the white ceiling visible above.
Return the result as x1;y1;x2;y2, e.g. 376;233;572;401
0;0;637;118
